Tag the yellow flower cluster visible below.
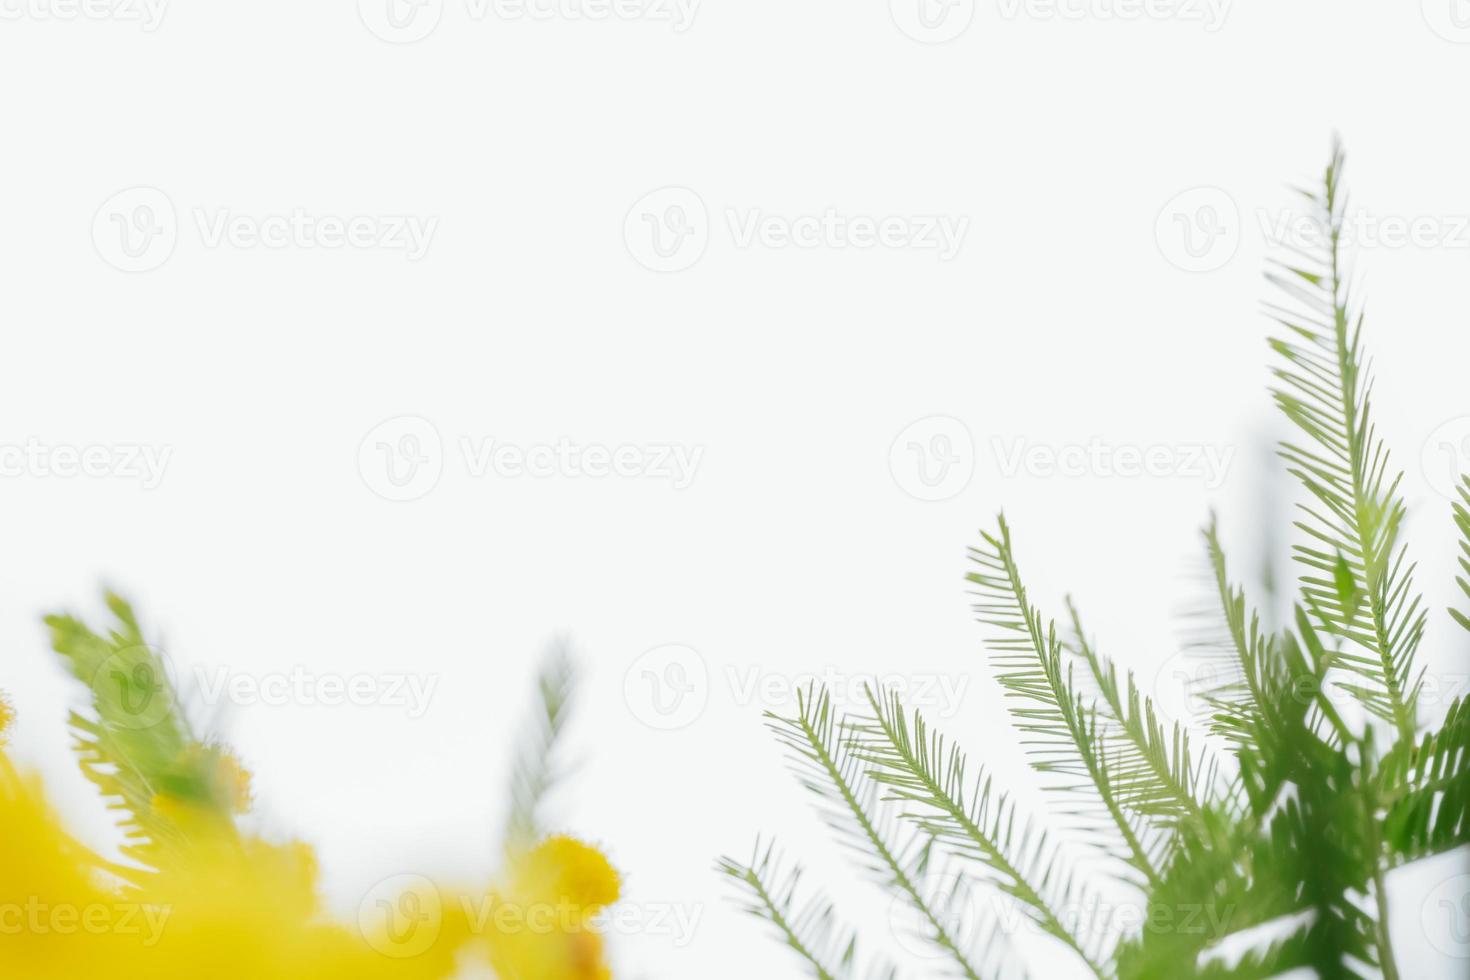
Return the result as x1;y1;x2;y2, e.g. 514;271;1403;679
0;692;14;744
0;697;621;979
487;836;622;980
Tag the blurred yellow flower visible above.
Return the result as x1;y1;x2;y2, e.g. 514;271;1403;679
0;754;468;979
1;684;622;980
509;836;622;912
482;836;622;980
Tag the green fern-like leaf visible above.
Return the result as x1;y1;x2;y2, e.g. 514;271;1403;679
1379;696;1470;863
854;687;1111;977
717;840;897;980
1063;598;1217;831
1451;477;1470;633
1266;140;1424;740
503;638;576;858
767;685;995;979
46;593;240;875
968;517;1166;888
723;140;1460;980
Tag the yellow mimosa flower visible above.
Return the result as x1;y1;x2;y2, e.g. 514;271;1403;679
1;739;468;979
4;596;630;980
483;835;622;980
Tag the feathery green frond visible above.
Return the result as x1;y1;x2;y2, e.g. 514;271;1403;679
968;517;1162;887
46;593;240;876
1063;598;1216;830
1378;696;1470;864
1116;698;1375;980
1192;518;1291;751
1219;608;1378;975
1191;521;1360;817
767;685;991;979
1452;477;1470;633
503;638;576;858
724;140;1459;980
1266;141;1423;740
855;687;1111;977
717;840;897;980
1191;923;1330;980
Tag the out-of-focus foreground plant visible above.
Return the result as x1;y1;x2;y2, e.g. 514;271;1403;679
0;601;619;979
721;143;1470;978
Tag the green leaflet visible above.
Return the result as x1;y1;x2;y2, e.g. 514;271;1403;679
1267;142;1424;741
502;638;577;859
717;840;898;980
46;593;243;877
722;142;1470;980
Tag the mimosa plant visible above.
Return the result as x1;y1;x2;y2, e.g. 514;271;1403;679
1;598;620;979
722;143;1470;979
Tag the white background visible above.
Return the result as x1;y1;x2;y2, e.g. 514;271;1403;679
3;1;1470;977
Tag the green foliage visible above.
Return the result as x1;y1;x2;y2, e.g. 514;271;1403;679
719;840;898;980
722;142;1470;979
46;593;243;878
502;638;577;858
856;687;1109;975
1267;141;1425;741
1380;696;1470;865
47;595;587;889
767;686;994;979
1452;477;1470;634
